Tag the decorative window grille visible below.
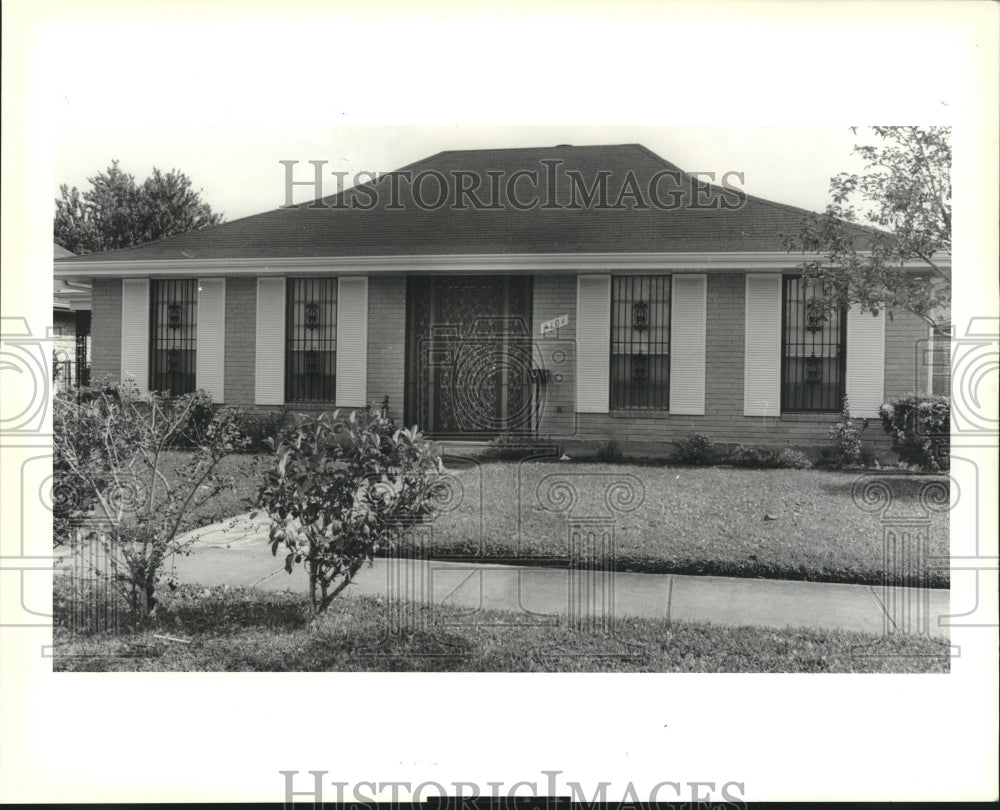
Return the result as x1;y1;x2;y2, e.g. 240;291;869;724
781;277;846;411
611;275;670;409
150;279;197;395
286;278;337;402
806;299;827;332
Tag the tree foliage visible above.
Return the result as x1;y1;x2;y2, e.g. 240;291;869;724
54;161;223;255
785;126;951;325
878;395;950;471
256;409;447;614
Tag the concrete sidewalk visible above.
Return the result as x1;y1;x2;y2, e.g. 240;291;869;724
157;513;950;639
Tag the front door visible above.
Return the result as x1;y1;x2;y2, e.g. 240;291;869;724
405;275;533;436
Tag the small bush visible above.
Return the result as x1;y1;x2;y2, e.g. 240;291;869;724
257;409;445;613
672;434;715;465
234;407;288;451
727;444;812;469
824;397;871;468
594;440;625;463
480;432;559;462
166;390;217;448
53;384;251;614
776;448;813;469
879;395;950;471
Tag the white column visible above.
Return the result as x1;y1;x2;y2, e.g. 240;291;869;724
846;305;885;418
669;274;707;415
254;277;286;405
195;278;226;402
336;276;369;407
575;275;611;413
121;279;150;395
743;274;782;416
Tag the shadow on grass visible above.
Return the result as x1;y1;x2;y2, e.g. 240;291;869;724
817;472;950;505
52;583;951;673
159;588;311;635
54;578;312;636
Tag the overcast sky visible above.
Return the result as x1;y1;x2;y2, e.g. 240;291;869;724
53;122;871;222
36;8;907;224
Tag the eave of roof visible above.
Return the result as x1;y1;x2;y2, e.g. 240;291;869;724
53;250;950;280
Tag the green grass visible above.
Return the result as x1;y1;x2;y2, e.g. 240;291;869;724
52;582;949;673
158;453;949;588
155;451;268;532
409;461;950;588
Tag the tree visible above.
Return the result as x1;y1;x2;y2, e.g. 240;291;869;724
256;409;446;614
784;126;951;326
53;384;250;616
54;160;224;255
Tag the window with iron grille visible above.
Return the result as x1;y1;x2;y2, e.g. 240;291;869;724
150;279;197;395
286;278;337;402
781;277;846;412
611;275;670;409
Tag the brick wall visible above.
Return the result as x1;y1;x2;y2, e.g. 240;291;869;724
536;271;903;456
532;275;577;436
884;306;931;398
86;272;932;458
224;277;256;405
365;275;407;417
90;279;121;382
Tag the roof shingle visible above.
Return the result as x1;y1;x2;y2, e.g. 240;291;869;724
55;143;873;263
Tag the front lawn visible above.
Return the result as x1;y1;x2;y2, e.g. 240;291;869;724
155;451;267;533
409;461;950;588
52;582;949;673
156;453;948;588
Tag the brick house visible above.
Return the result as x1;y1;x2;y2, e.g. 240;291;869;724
53;144;947;455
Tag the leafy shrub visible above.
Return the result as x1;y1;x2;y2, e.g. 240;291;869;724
672;434;715;465
776;448;813;469
256;409;445;613
824;397;871;468
879;395;950;471
594;440;625;463
162;389;217;448
480;432;559;462
53;384;251;614
726;444;812;469
234;407;288;451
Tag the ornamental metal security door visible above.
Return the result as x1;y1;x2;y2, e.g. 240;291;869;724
405;276;533;436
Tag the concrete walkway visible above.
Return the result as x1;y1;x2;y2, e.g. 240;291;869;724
160;513;950;638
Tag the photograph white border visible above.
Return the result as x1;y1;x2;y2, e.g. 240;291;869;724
2;0;997;803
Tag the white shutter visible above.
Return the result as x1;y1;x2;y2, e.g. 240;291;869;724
669;274;707;415
576;275;611;413
846;305;885;418
121;279;149;395
196;278;226;403
255;277;286;405
744;274;782;416
336;276;368;407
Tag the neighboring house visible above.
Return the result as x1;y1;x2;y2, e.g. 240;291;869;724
53;243;92;388
52;144;948;454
